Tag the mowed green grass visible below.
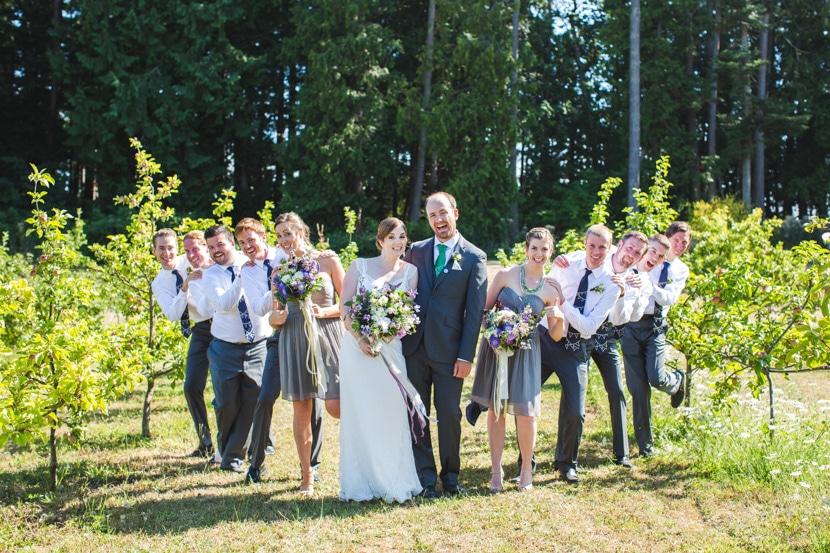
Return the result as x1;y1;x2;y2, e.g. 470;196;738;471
1;363;828;552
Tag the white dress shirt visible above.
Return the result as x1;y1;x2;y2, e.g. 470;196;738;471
151;254;212;324
201;253;271;343
544;254;619;338
645;257;689;317
241;246;290;318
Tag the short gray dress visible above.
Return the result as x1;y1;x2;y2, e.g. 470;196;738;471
470;287;544;417
280;273;343;401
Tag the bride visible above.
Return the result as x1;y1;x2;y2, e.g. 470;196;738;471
338;217;423;502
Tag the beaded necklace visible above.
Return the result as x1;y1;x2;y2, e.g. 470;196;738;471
520;264;544;294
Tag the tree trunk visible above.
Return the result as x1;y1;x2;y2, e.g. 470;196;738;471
753;11;770;213
685;26;700;201
508;0;520;237
142;376;155;438
49;426;58;491
627;0;641;207
741;22;752;208
706;2;720;200
409;0;436;222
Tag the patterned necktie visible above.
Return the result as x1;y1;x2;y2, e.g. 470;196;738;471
172;270;192;338
653;261;670;331
434;243;448;277
565;268;591;351
263;258;273;287
228;266;255;342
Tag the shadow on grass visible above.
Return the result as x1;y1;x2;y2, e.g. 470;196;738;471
0;443;707;536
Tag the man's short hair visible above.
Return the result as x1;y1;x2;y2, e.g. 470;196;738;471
205;224;234;243
585;224;613;244
650;233;671;251
234;217;266;238
665;221;691;238
183;230;206;246
619;230;649;248
153;228;177;247
425;191;457;210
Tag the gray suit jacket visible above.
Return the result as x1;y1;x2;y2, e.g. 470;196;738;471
401;233;488;364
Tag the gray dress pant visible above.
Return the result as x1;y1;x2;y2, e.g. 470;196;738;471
586;338;629;459
538;325;589;472
406;344;464;488
208;338;266;471
184;320;213;449
620;316;682;455
248;331;323;471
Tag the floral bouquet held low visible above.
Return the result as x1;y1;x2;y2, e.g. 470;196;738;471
481;301;543;417
272;255;328;392
345;284;435;440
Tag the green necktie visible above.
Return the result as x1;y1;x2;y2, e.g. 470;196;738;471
435;243;448;277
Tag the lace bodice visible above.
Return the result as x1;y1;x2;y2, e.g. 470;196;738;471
356;258;415;293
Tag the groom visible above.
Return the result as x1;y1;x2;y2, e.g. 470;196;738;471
403;191;487;498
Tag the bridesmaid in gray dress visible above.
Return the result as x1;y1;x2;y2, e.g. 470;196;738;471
271;212;345;498
470;228;564;493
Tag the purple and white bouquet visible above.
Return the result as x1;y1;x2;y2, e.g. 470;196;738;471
346;283;420;354
481;300;541;354
481;300;542;416
271;255;323;304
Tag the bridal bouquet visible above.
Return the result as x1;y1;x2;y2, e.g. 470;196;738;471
346;283;432;441
271;255;323;304
345;283;420;354
481;300;542;416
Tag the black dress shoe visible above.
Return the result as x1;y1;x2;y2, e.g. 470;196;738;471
671;372;686;408
613;456;633;468
639;449;654;458
465;401;482;426
245;467;264;484
561;467;579;484
420;485;437;499
190;445;215;458
443;484;467;497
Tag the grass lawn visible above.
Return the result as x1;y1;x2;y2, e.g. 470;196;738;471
1;357;828;552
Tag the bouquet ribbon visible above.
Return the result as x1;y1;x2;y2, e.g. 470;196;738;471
492;348;514;418
301;297;331;395
378;343;437;442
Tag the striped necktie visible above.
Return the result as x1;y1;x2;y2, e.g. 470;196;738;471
228;266;255;342
565;268;591;351
653;261;670;332
172;270;192;338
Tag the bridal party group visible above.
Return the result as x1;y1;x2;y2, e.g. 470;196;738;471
151;191;691;502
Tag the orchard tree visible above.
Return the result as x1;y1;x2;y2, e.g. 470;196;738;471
89;139;187;438
0;166;140;491
672;202;830;425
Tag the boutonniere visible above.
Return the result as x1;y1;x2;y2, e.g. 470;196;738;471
590;284;605;294
452;253;462;264
666;277;673;285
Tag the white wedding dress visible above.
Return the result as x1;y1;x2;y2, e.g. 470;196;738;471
339;259;423;502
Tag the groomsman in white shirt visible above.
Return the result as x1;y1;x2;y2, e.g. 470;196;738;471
151;228;215;457
201;224;271;473
552;230;649;469
539;224;620;483
621;225;688;457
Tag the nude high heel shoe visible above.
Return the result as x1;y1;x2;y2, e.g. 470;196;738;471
489;467;504;494
517;470;533;492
